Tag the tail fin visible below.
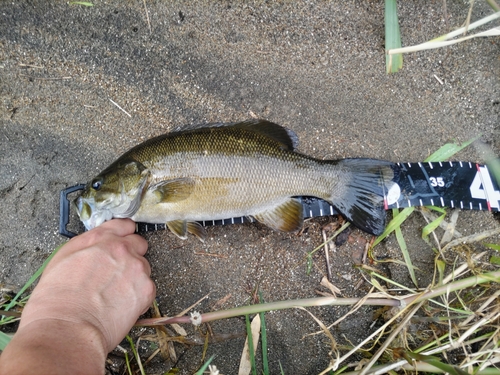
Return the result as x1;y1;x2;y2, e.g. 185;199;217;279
331;159;399;236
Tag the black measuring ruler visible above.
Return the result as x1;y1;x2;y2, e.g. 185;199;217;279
59;160;500;238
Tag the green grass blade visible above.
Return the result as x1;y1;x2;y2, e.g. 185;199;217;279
436;259;446;286
484;243;500;251
424;136;480;162
0;331;12;350
422;213;445;242
4;244;63;311
372;207;414;248
259;291;269;375
403;351;470;375
245;315;257;375
489;255;500;265
126;335;145;375
385;0;403;73
395;224;418;287
124;349;133;375
279;361;285;375
194;356;214;375
486;158;500;186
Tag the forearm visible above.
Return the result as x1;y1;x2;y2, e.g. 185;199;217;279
0;319;107;375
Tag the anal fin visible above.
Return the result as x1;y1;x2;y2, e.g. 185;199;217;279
253;198;303;232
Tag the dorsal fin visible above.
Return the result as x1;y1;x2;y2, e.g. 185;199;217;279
229;120;299;150
174;120;298;150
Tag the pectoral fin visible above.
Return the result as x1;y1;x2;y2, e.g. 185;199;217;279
253;198;303;232
166;220;207;242
151;178;195;203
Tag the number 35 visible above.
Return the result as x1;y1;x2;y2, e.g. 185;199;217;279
429;177;445;187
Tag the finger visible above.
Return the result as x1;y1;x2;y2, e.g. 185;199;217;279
98;218;137;237
66;219;137;252
123;233;148;257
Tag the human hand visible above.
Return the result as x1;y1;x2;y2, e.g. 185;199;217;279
19;219;156;353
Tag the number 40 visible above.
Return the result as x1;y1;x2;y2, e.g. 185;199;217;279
470;167;500;210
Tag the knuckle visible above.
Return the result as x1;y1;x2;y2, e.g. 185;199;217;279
110;241;130;258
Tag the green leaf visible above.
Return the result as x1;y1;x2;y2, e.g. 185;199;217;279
306;253;313;276
484;243;500;251
0;331;12;350
245;315;257;375
422;213;445;242
194;356;214;375
486;158;500;187
436;259;446;286
403;351;470;375
424;136;481;162
372;207;414;248
395;224;418;287
258;291;269;375
489;256;500;265
385;0;403;73
4;245;63;311
427;206;446;214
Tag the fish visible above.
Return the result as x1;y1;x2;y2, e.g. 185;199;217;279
74;120;399;240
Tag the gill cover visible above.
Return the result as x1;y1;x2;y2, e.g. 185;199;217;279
75;160;150;230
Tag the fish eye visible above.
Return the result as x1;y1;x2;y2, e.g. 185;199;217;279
91;179;102;191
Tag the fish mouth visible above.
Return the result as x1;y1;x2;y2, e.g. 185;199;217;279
74;196;113;230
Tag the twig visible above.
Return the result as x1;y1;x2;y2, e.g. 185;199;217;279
142;0;152;34
358;300;426;375
441;228;500;252
109;98;132;118
135;270;500;327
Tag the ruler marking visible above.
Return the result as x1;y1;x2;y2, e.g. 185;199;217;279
449;161;453;167
418;162;422;168
440;197;445;207
469;162;472;168
428;162;434;170
407;162;412;168
470;202;473;210
460;201;464;209
439;161;443;167
231;217;234;224
459;161;463;167
407;199;411;207
479;202;482;210
419;199;423;206
309;209;313;217
430;199;434;206
320;208;323;216
396;201;400;208
330;206;334;215
451;200;454;208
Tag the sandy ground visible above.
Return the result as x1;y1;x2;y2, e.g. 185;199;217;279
1;1;499;374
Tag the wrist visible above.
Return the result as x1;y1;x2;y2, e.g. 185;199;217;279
0;319;107;375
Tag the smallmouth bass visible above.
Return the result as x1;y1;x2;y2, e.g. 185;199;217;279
75;120;399;240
